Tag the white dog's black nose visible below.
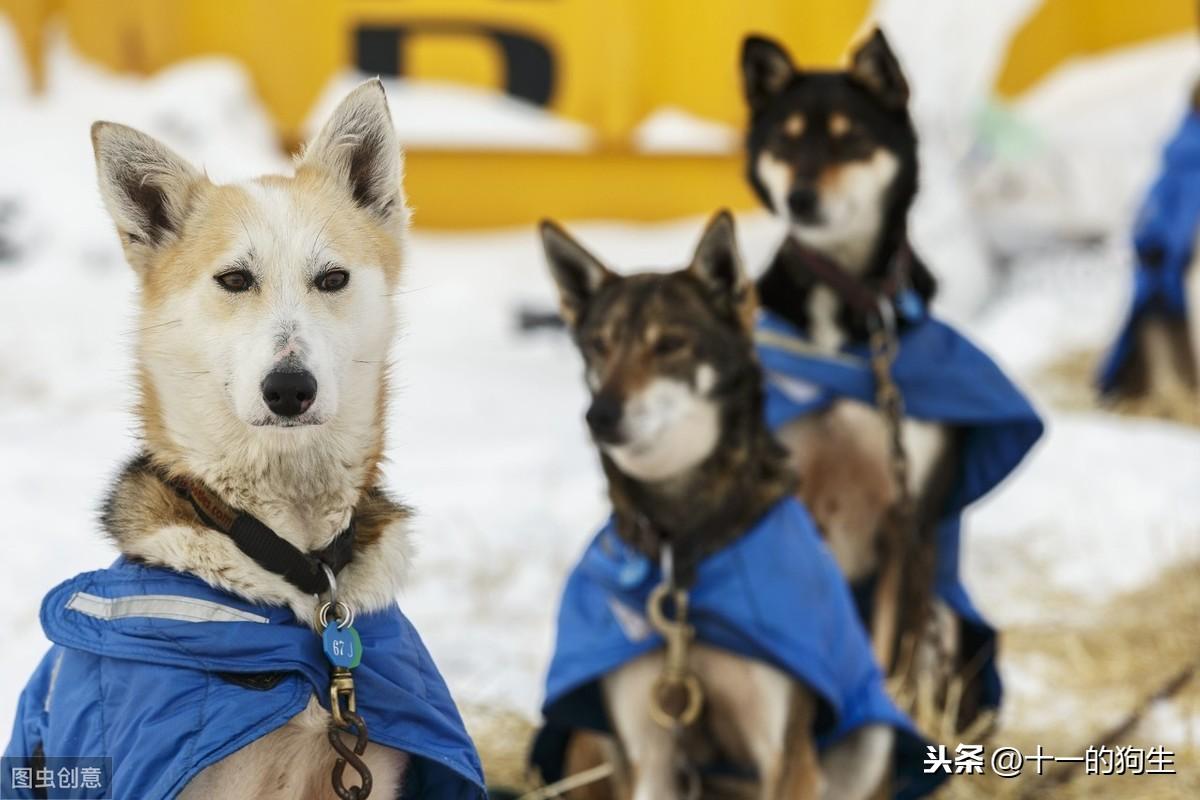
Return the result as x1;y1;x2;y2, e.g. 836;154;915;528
261;370;317;417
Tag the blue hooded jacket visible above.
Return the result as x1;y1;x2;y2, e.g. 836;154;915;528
537;498;944;799
756;306;1043;709
4;559;486;800
1098;111;1200;393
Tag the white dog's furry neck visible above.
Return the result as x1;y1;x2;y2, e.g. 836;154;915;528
144;375;385;553
105;446;412;628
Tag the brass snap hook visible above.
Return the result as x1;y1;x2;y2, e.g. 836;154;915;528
645;582;704;728
329;666;357;729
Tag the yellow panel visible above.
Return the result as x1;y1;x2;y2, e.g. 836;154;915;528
403;150;758;229
635;0;873;125
0;0;55;88
175;0;344;146
6;0;874;144
996;0;1196;97
406;33;503;89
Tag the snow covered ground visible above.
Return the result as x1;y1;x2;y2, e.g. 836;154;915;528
1;15;1198;771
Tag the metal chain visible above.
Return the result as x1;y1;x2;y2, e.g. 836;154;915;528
328;702;373;800
867;300;918;675
868;301;912;525
321;564;373;800
645;544;704;798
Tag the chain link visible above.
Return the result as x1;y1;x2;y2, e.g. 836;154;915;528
329;665;373;799
867;304;918;676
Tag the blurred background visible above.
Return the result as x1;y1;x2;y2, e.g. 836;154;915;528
0;1;1197;797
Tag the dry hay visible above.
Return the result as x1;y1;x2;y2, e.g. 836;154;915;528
935;561;1200;799
1038;348;1199;425
461;703;539;794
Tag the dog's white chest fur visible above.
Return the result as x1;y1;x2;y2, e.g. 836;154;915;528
180;696;409;799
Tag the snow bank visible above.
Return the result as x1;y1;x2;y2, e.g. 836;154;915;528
305;72;593;151
632;107;739;154
966;412;1200;627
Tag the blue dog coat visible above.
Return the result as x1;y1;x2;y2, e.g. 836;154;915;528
538;498;944;799
1098;111;1200;393
756;307;1043;709
4;559;485;800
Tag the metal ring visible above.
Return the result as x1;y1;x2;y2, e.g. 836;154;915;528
875;296;898;340
645;583;673;632
648;674;704;729
319;600;354;630
658;541;675;588
320;562;339;606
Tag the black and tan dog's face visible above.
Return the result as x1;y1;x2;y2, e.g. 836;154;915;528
542;212;757;482
742;30;916;266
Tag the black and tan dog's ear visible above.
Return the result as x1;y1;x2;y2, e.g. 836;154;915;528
689;210;756;331
540;220;614;328
849;28;909;110
742;35;795;112
92;122;205;271
301;78;406;230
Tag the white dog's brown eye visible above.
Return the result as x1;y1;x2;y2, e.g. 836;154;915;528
315;269;350;292
215;269;253;292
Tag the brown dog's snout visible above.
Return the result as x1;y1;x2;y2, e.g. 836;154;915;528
585;391;624;443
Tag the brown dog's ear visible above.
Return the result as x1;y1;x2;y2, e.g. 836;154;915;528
742;35;795;112
688;210;756;331
91;122;205;271
301;78;406;231
540;220;614;328
849;28;909;111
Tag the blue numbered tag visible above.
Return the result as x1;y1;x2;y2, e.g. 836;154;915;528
322;623;363;669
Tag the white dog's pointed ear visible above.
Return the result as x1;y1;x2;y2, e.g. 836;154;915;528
742;35;795;112
849;28;909;110
301;79;404;223
540;220;614;329
91;122;204;267
689;210;756;330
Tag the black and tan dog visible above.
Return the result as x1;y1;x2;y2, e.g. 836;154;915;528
740;29;966;716
535;213;917;800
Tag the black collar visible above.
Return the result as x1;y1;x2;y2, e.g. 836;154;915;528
782;236;913;319
162;473;356;595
